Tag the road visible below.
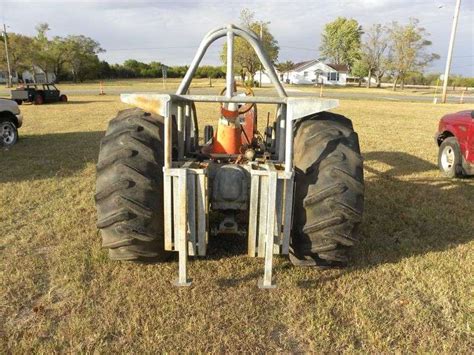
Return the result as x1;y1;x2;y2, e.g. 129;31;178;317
63;87;474;104
1;87;473;104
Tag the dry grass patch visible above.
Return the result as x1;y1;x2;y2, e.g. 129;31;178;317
1;94;473;352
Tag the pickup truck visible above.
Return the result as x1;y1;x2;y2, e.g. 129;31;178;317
435;110;474;177
0;98;23;147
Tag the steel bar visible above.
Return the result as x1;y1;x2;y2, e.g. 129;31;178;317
174;169;192;286
284;106;293;173
177;104;184;160
281;174;294;255
176;25;286;97
259;166;277;289
248;174;259;256
226;27;234;101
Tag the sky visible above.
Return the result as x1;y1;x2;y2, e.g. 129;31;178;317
1;0;473;75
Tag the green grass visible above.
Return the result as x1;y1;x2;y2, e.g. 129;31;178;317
1;91;473;352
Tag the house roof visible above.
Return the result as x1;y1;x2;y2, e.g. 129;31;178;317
326;64;349;72
291;60;349;73
292;59;319;72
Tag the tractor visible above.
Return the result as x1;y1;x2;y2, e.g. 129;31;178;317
95;25;364;288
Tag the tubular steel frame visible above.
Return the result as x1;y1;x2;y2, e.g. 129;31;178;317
120;24;339;288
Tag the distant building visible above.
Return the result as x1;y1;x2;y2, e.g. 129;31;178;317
0;71;19;84
286;60;348;86
255;60;349;86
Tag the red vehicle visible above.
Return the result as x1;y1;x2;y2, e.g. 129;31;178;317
435;110;474;177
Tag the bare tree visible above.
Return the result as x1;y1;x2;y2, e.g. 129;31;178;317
387;18;439;90
360;24;388;88
221;9;279;85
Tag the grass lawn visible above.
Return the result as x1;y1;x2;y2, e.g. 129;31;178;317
1;92;473;352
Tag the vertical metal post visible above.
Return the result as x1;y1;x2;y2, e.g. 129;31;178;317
284;107;293;173
184;104;192;155
277;104;286;163
259;169;277;289
259;23;263;88
2;24;12;88
441;0;461;103
174;169;192;287
164;107;172;169
177;105;184;160
226;26;234;100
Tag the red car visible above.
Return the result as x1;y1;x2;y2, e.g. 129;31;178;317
435;110;474;177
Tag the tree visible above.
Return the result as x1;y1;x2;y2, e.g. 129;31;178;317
30;23;56;80
351;59;369;87
276;60;294;82
62;35;104;82
0;33;34;75
220;9;279;85
359;24;388;88
387;18;439;90
320;17;363;70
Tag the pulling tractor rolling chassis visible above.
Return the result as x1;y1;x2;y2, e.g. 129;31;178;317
95;25;364;288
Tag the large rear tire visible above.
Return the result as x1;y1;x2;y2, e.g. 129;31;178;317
95;108;168;261
291;112;364;267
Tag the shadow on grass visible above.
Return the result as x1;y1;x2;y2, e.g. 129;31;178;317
0;131;104;183
2;132;472;286
62;101;106;105
350;151;473;270
210;151;473;287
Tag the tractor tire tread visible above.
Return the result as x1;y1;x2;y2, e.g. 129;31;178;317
95;108;168;261
291;111;364;266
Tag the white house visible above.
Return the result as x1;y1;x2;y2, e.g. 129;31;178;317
287;60;348;86
255;60;349;86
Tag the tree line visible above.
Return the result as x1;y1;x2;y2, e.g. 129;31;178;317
0;23;104;82
1;14;472;89
0;23;226;82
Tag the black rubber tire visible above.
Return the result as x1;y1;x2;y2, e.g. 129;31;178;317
0;120;18;147
290;112;364;267
95;108;168;261
438;137;463;178
34;94;44;105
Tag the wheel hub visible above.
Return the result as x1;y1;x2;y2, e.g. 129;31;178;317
441;146;455;170
1;123;15;145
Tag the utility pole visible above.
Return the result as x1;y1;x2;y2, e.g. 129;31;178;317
441;0;461;103
259;23;263;88
2;24;12;88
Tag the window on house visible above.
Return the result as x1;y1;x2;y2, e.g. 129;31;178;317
327;72;339;81
303;71;308;78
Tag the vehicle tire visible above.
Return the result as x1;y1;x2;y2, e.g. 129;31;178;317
290;112;364;267
0;120;18;147
438;137;463;178
34;94;44;105
60;94;68;103
15;100;22;105
95;108;169;261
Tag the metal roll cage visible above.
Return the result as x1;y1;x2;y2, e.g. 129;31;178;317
119;24;339;288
